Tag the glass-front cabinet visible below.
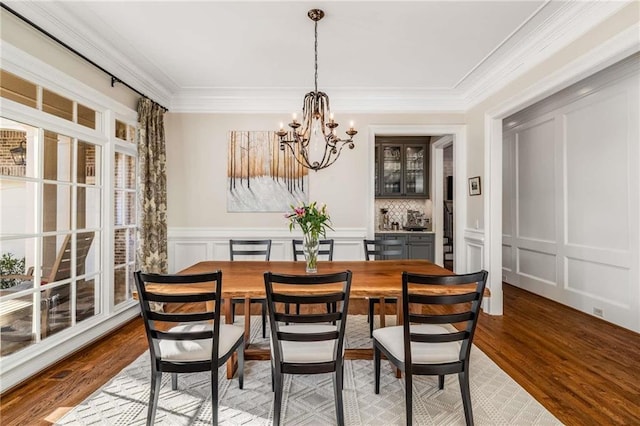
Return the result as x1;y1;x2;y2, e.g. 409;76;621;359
375;137;429;198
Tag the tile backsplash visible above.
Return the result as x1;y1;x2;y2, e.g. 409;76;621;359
374;198;432;230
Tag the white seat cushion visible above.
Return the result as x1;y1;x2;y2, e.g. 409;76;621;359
373;324;461;364
158;323;244;362
274;324;338;363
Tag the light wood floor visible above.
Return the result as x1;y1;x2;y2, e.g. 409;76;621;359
1;284;639;425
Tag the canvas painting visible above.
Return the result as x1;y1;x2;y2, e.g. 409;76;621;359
227;131;309;212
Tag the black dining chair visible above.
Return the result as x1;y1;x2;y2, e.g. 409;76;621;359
264;270;352;426
229;239;271;338
373;270;488;426
290;238;335;315
134;270;244;426
363;238;405;337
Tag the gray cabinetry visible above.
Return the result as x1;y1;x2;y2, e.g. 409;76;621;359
374;232;434;262
375;137;429;199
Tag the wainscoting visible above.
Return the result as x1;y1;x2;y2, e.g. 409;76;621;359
168;227;369;273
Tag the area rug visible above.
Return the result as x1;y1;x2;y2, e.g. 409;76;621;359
57;316;561;425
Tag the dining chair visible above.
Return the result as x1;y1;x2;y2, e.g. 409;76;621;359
290;238;335;315
264;270;352;426
134;270;244;426
363;238;405;337
229;239;271;338
373;270;488;426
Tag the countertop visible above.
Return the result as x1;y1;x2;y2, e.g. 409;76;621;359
375;230;434;234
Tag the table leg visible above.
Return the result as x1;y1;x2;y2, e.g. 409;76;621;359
244;298;251;348
379;298;386;329
225;298;238;379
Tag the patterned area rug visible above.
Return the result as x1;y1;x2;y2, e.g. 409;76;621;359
57;316;561;425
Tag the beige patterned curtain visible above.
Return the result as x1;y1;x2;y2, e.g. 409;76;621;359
136;98;167;273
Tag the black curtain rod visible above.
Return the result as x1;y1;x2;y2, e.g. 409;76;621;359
1;2;168;111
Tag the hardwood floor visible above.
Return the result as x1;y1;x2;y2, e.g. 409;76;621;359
1;284;639;425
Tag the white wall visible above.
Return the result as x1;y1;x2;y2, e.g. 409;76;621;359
503;61;639;331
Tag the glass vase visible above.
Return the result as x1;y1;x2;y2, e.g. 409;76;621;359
303;233;319;273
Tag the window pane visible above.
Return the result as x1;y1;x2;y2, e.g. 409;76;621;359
77;141;100;185
125;155;135;188
0;70;37;108
0;119;36;178
77;186;101;229
115;120;127;140
114;190;124;226
127;125;136;144
114;229;126;266
43;131;72;182
127;229;135;263
43;184;71;232
0;179;37;236
0;238;36;289
41;283;71;338
42;234;71;284
125;192;136;224
42;89;73;122
114;266;126;305
76;231;97;277
0;294;35;356
77;277;99;322
114;152;124;188
77;104;96;130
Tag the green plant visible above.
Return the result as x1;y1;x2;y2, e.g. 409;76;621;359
285;201;333;239
0;252;26;289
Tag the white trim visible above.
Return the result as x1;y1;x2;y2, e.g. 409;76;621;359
483;23;640;317
431;135;454;267
367;125;467;271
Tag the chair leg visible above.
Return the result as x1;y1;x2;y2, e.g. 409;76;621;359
211;364;219;425
171;372;178;390
231;300;236;323
333;366;345;426
261;301;267;338
237;342;244;389
369;299;375;337
438;374;445;390
296;303;300;315
459;371;474;426
374;344;381;394
148;371;162;426
273;368;283;425
405;371;413;426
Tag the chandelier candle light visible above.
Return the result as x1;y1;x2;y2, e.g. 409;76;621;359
276;9;357;171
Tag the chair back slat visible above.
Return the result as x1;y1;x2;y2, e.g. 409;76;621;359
410;311;474;325
292;239;334;261
401;270;488;365
271;292;344;305
264;270;352;367
145;292;217;304
363;239;404;260
274;311;341;324
410;330;468;344
148;311;215;323
229;239;272;260
153;329;214;341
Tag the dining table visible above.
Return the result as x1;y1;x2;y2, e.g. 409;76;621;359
160;259;489;378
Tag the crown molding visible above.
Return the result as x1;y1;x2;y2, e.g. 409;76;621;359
462;0;632;109
2;1;175;108
169;87;468;113
3;0;634;114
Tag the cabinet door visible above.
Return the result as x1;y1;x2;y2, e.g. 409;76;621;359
407;242;434;261
374;145;380;196
383;234;407;259
380;145;403;197
404;144;428;197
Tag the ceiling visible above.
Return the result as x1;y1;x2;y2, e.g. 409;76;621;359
2;1;629;112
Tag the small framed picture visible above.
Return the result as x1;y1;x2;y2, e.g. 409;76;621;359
468;176;481;196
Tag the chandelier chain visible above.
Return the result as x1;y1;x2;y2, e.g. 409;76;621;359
314;19;318;94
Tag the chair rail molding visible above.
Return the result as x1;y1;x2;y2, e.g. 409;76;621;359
168;227;368;273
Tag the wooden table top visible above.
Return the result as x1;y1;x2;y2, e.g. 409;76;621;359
154;260;489;298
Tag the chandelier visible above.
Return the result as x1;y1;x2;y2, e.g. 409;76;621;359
276;9;357;171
